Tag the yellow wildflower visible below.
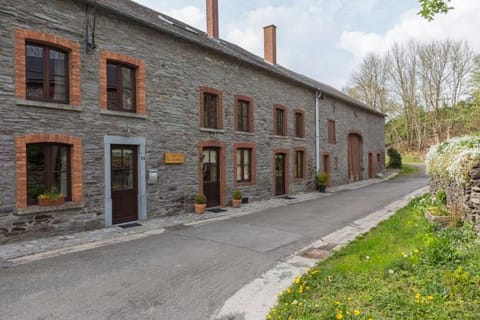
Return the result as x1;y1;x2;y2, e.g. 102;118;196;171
415;293;421;299
287;288;292;294
336;313;343;320
267;315;272;319
414;249;419;254
427;295;434;300
335;301;341;305
354;309;361;316
295;277;301;284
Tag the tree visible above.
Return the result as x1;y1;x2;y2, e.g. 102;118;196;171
418;0;454;21
346;53;392;114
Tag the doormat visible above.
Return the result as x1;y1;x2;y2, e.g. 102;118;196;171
207;208;228;213
281;196;296;200
118;222;142;229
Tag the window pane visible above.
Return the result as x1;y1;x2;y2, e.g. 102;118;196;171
122;89;134;111
26;44;44;100
122;149;134;190
204;93;218;128
49;49;66;76
51;145;69;196
107;63;117;87
122;66;133;89
49;75;66;101
238;101;249;131
27;144;46;202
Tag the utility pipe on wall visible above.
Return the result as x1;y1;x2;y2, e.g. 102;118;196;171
315;91;322;173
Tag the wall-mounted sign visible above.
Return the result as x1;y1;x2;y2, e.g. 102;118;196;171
164;152;185;164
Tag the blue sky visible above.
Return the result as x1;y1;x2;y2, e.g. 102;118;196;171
133;0;480;90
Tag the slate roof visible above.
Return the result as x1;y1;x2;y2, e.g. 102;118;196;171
86;0;385;117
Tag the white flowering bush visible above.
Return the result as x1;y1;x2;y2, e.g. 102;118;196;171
426;135;480;185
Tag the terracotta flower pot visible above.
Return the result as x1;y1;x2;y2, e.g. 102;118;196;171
194;203;206;214
38;197;65;206
232;199;241;208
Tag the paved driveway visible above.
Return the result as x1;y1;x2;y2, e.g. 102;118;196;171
0;173;427;320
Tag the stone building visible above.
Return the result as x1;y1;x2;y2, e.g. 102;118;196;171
0;0;385;243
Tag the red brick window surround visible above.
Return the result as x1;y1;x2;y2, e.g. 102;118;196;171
233;143;257;186
234;95;254;133
15;29;81;106
273;104;288;136
328;119;336;144
294;147;307;180
200;87;223;129
16;134;83;209
293;109;305;138
100;51;146;115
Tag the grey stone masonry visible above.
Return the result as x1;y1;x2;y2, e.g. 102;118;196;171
0;0;385;243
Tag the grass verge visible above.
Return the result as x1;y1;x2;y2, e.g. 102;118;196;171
398;163;421;177
268;196;480;320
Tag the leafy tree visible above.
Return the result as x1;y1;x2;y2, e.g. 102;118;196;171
418;0;454;21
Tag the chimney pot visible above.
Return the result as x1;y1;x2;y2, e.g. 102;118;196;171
206;0;219;38
263;25;277;64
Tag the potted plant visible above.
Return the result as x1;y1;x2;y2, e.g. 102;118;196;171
37;188;65;206
194;193;207;214
316;172;329;192
232;189;242;208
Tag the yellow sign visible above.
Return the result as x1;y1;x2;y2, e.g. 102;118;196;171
164;153;185;164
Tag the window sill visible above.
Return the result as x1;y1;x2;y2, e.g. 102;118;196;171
100;109;147;119
200;128;225;134
16;99;82;112
16;202;84;216
234;131;255;136
270;135;289;139
293;137;307;141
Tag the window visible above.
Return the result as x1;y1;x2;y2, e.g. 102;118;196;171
204;92;218;128
236;148;252;182
274;105;287;136
200;87;223;129
377;153;381;162
295;150;305;179
27;143;71;205
294;110;305;138
26;43;69;103
328;120;336;144
237;100;249;132
106;61;136;112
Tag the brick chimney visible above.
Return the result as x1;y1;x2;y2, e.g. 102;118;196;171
206;0;219;38
263;25;277;64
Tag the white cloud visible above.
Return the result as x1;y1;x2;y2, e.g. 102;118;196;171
162;6;205;30
339;0;480;63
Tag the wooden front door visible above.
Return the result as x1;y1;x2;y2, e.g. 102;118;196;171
275;153;286;196
203;147;220;207
323;154;331;186
368;153;374;178
111;145;138;224
348;134;362;182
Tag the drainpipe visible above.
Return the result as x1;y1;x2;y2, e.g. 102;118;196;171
315;91;322;173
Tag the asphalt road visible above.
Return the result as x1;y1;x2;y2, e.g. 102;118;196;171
0;172;427;320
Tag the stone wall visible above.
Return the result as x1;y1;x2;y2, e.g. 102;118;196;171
429;164;480;231
318;96;385;185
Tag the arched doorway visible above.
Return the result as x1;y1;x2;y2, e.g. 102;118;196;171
348;133;363;182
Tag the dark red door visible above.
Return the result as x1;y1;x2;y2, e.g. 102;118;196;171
275;153;286;196
203;147;220;207
348;134;362;181
111;145;138;224
368;153;374;178
323;154;331;186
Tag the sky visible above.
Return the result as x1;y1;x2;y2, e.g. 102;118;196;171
132;0;480;90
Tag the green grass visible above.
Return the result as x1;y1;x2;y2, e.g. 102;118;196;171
267;196;480;320
402;154;424;163
398;163;421;176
